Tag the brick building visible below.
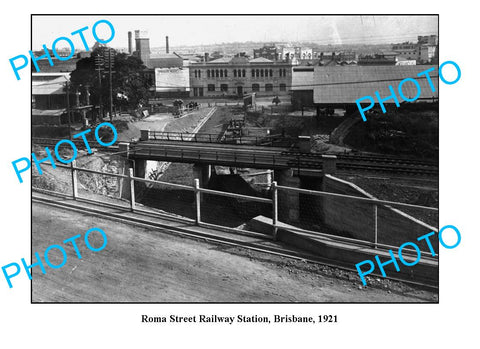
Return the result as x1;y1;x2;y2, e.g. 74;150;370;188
189;56;292;97
253;45;278;61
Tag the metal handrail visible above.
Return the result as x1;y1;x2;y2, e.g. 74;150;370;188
34;161;438;252
276;184;438;212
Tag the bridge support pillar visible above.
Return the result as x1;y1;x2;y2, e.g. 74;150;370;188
134;159;147;179
275;168;300;222
119;142;130;157
120;163;133;201
133;159;147;195
322;155;337;175
193;163;212;188
140;129;150;141
118;143;132;201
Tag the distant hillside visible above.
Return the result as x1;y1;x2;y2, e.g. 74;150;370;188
140;42;394;56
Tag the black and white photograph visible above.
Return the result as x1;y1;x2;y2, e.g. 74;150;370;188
30;14;440;303
2;2;478;347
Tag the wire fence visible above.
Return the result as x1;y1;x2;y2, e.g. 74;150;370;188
32;160;439;257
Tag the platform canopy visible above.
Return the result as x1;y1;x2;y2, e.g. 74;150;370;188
313;65;439;104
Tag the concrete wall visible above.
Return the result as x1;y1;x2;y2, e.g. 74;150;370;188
275;169;300;222
321;175;438;250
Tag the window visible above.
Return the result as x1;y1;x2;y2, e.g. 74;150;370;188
265;84;273;92
252;83;260;92
269;69;273;77
279;83;286;91
234;70;237;77
198;70;201;78
199;87;204;97
283;68;287;77
220;84;228;92
224;69;227;77
220;69;223;78
216;69;219;77
256;69;259;77
194;70;198;78
207;70;210;78
251;69;255;77
279;68;283;77
242;69;246;77
208;84;215;92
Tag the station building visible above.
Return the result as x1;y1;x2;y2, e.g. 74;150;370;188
291;65;439;113
188;56;292;97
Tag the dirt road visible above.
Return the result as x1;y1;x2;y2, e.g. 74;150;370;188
32;202;437;302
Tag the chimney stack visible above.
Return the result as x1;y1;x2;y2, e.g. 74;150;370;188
166;36;169;54
128;31;133;54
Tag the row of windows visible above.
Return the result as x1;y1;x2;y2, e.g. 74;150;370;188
251;69;274;78
205;83;287;92
195;68;289;79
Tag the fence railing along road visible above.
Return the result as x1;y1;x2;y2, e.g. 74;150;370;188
32;161;439;259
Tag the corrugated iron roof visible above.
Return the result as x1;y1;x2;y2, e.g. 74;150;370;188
32;109;66;116
313;65;439;104
32;74;69;95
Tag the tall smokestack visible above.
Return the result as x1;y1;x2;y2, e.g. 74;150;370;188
128;31;133;54
166;36;169;54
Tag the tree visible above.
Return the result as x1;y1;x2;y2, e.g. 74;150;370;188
69;47;152;114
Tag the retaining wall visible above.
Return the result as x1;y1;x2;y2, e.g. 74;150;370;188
321;174;438;250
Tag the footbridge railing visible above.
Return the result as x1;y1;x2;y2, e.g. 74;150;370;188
146;130;287;146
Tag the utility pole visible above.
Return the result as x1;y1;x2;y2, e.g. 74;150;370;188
109;48;113;122
66;80;75;192
65;81;72;140
94;53;104;120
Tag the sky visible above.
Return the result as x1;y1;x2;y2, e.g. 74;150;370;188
32;15;438;51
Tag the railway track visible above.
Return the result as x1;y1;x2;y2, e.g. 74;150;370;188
32;192;439;291
283;151;438;166
33;137;438;176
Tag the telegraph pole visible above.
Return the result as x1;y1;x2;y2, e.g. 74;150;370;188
66;80;75;192
109;47;113;122
95;53;104;120
65;81;72;140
